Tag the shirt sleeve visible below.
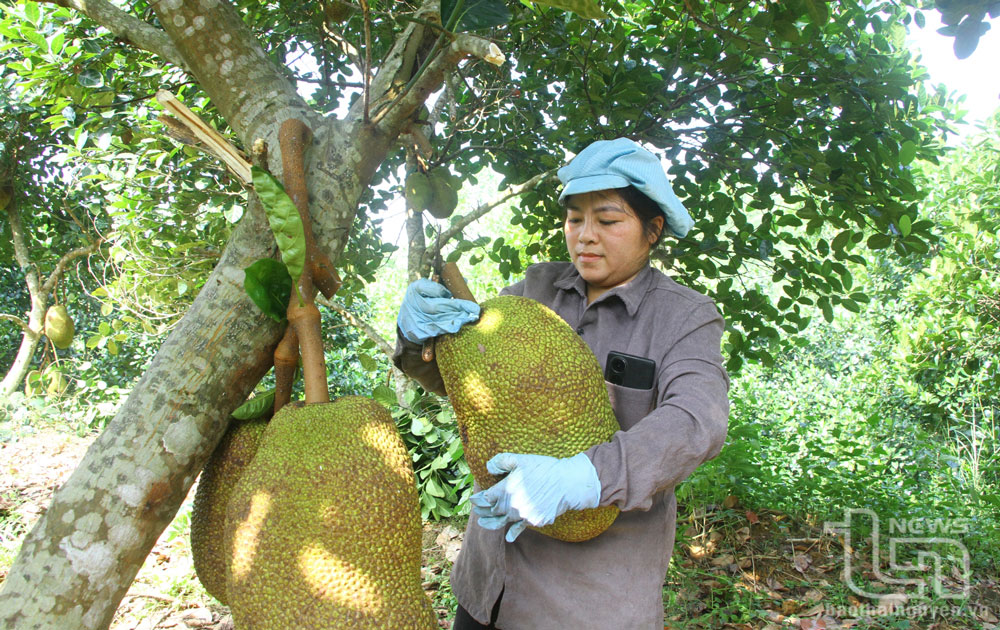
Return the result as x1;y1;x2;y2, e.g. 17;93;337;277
391;329;447;396
584;301;730;513
499;279;525;296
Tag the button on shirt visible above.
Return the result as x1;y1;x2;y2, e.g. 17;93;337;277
393;262;730;628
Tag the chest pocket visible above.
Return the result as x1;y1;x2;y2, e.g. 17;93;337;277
604;381;657;430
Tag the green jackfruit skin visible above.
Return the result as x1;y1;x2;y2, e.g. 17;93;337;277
190;418;269;605
404;171;432;212
426;168;458;219
223;397;436;629
435;295;621;542
44;305;74;349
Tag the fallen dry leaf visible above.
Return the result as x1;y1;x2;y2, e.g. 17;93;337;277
711;553;735;567
735;526;751;544
875;593;908;615
793;553;812;574
434;525;463;564
977;607;999;623
767;576;788;591
800;603;824;617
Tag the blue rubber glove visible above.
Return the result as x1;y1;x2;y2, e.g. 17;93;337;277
397;279;480;344
470;452;602;543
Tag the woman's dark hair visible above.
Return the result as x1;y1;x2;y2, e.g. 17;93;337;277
617;185;666;247
563;186;666;248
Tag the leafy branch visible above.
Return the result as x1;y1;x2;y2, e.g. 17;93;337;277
35;0;187;69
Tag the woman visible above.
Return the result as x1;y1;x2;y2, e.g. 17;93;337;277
394;138;730;629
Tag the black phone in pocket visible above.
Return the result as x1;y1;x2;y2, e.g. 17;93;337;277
604;351;656;390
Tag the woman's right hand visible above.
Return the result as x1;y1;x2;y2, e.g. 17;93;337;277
397;279;480;344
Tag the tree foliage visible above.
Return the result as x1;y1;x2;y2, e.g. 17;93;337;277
892;114;999;433
1;0;972;377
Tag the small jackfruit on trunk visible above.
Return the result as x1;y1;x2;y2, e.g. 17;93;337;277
223;397;436;629
435;295;621;542
190;418;270;605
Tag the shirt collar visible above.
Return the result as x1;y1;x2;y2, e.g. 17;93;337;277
553;263;653;317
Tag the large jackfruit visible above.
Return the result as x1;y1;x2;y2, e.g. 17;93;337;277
223;397;436;629
435;295;621;542
190;418;269;605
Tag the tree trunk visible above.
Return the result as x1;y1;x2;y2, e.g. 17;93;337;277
0;306;43;396
0;0;483;624
0;197;283;629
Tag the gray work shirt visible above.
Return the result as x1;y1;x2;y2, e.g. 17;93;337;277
393;261;730;628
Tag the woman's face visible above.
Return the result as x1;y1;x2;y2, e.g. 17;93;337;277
564;190;662;302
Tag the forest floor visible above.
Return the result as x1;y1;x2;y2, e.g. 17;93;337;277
1;423;998;630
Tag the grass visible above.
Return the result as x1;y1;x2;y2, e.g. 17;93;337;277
661;498;999;629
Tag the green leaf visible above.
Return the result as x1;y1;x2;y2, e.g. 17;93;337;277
802;0;829;25
410;415;432;436
74;128;88;151
442;0;511;32
899;141;917;166
867;234;892;250
244;258;292;322
424;476;446;497
49;32;65;55
252;166;306;289
373;385;397;407
774;19;800;43
358;353;377;371
23;1;39;25
839;298;860;313
533;0;607;19
898;214;911;237
232;389;275;420
77;69;104;88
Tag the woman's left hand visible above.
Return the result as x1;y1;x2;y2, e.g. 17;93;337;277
397;278;480;343
470;452;601;542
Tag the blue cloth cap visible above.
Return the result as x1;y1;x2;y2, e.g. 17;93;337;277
557;138;693;238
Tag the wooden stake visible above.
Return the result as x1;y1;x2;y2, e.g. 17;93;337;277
155;90;252;184
422;262;478;363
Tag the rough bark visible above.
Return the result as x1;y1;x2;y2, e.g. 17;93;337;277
0;0;498;627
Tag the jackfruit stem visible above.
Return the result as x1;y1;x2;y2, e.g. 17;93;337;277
278;118;341;300
273;325;299;413
440;262;477;304
288;301;329;403
278;118;331;404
